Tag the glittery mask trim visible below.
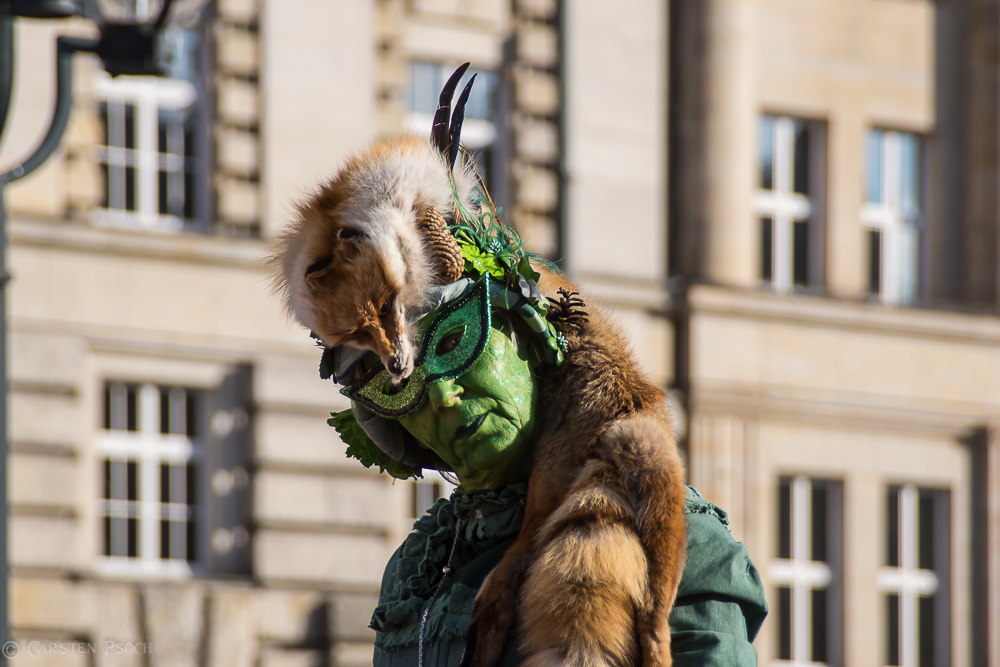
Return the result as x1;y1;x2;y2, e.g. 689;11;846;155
341;275;494;418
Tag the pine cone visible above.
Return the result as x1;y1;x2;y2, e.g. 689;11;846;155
417;206;464;284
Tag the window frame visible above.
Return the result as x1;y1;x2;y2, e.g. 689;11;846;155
96;382;203;579
877;484;951;667
404;60;503;192
755;114;827;294
862;129;926;305
769;475;844;667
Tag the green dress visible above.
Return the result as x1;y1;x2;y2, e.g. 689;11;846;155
371;485;768;667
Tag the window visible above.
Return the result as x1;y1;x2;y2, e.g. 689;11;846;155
878;485;949;667
406;61;499;188
756;116;824;292
409;469;452;520
863;130;923;304
92;25;206;232
770;476;843;667
97;382;201;577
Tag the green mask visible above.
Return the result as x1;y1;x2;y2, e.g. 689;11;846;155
341;277;494;418
398;315;539;491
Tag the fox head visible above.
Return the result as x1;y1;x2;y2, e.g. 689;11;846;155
273;64;479;384
273;135;477;383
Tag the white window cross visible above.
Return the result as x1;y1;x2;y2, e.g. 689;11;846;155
756;117;811;292
876;485;938;667
862;131;921;305
770;476;832;667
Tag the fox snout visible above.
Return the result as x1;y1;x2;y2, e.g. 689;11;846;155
386;343;415;383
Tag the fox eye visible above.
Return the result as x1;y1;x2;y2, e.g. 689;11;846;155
436;327;464;355
338;227;364;241
379;300;392;316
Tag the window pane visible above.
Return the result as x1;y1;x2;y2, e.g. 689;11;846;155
919;595;935;667
186;392;197;438
127;517;139;558
919;490;934;570
759;116;775;190
793;122;809;195
777;586;792;660
761;217;774;283
124;104;135;151
158;170;170;215
793;220;809;287
186;463;197;506
778;477;791;558
867;130;883;203
901;133;920;219
888;487;899;567
887;593;900;666
124;166;137;212
811;482;827;562
409;61;440;114
103;516;112;556
464;69;497;121
161;463;171;504
186;517;197;561
161;519;171;559
812;588;828;663
126;461;138;502
868;230;882;295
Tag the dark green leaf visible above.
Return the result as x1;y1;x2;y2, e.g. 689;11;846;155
328;409;422;480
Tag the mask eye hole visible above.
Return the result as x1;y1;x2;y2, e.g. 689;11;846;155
379;300;391;317
436;327;464;356
382;374;407;395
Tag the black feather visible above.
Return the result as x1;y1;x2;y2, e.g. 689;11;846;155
430;62;471;155
448;74;477;169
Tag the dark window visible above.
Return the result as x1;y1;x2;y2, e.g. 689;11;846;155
887;594;900;666
869;230;882;295
761;217;774;283
812;588;828;663
777;586;792;660
811;483;827;562
760;116;774;190
793;122;809;195
778;476;791;558
793;220;809;287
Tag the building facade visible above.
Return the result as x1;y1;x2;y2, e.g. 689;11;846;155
3;0;999;666
671;1;1000;666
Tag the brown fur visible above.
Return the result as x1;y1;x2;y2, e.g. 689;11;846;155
270;135;471;379
461;267;688;667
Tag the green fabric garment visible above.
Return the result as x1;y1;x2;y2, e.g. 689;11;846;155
371;486;768;667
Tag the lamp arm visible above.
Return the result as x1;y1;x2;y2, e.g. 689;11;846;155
1;35;96;185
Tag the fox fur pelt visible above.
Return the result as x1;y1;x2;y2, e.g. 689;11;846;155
460;267;688;667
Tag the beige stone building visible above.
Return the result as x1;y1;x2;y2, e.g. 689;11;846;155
3;0;998;666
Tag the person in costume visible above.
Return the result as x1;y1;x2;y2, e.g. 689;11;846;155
320;199;768;667
283;64;767;667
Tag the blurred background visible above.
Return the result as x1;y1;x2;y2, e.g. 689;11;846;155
1;0;997;665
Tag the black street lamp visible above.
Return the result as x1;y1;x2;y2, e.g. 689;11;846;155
0;0;179;657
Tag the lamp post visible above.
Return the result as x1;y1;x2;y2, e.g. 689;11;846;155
0;0;177;656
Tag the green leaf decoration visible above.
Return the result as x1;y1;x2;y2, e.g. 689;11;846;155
460;244;506;280
518;255;541;284
328;409;422;480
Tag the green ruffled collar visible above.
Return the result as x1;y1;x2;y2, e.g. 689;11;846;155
371;483;528;650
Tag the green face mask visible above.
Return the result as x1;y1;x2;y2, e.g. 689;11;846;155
398;315;539;491
341;277;494;418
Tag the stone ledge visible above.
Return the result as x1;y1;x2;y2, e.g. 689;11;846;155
10;217;269;269
690;283;1000;345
